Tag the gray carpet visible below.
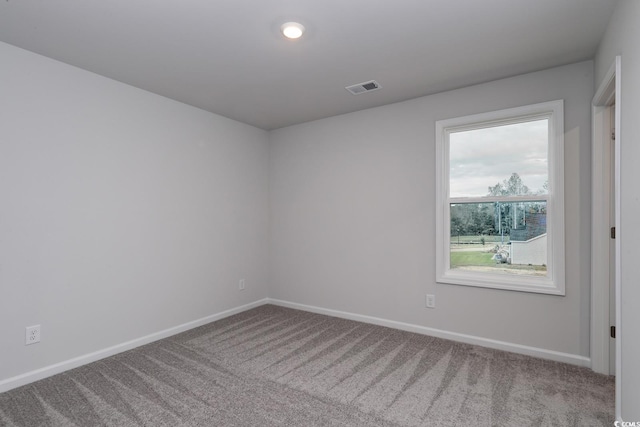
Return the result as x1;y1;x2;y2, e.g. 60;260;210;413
0;305;614;426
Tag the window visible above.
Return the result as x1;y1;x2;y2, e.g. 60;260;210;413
435;100;565;294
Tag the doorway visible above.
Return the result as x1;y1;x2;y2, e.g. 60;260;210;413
591;57;620;378
591;55;621;420
608;104;616;375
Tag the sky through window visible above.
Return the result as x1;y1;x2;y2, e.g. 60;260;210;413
449;119;548;198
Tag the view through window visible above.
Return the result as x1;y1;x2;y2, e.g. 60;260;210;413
435;100;565;294
449;119;549;277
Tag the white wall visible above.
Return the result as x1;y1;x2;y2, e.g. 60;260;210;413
269;61;593;358
595;0;640;420
0;42;269;384
510;235;547;266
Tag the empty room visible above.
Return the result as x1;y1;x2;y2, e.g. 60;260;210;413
1;0;639;425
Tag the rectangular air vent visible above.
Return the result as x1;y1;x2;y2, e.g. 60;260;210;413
345;80;381;95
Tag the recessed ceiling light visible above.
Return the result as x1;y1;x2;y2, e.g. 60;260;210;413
281;22;305;39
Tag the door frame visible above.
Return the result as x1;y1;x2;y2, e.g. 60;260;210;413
591;55;621;413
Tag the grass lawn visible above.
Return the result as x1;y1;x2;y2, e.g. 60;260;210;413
450;251;495;267
450;250;547;275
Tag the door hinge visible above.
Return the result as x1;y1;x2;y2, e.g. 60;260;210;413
611;227;616;239
612;130;616;141
611;326;616;339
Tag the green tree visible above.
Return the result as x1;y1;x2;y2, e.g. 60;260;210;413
451;203;497;237
487;172;531;196
451;214;463;237
488;173;530;240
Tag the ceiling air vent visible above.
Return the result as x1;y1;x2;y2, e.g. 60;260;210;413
345;80;381;95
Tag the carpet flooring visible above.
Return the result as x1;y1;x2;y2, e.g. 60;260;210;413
0;304;614;426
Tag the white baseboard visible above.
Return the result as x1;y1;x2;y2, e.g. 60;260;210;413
266;298;591;368
0;299;269;394
1;296;592;394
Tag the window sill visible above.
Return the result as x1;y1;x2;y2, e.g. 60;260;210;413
436;269;565;295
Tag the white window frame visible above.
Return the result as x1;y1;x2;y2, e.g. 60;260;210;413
435;100;565;295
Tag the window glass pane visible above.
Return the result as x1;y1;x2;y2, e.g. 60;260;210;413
449;119;549;198
450;201;547;277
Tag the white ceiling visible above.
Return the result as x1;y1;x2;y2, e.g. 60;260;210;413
0;0;616;130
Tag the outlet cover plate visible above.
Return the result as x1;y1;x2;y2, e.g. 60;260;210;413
426;294;436;308
25;325;41;345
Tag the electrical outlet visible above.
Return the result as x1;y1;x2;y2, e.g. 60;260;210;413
239;279;245;291
25;325;41;345
426;294;436;309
